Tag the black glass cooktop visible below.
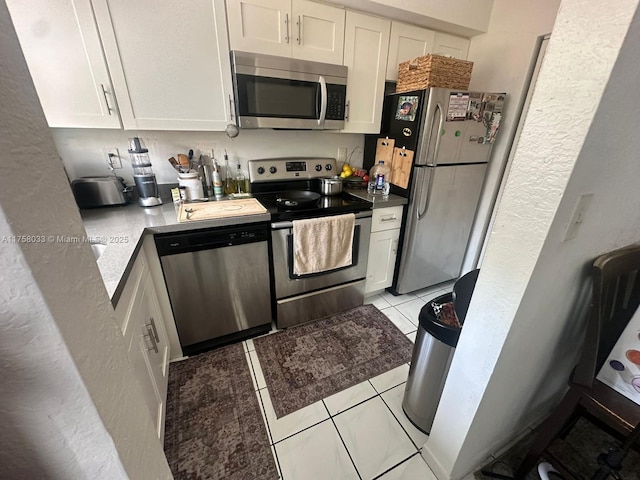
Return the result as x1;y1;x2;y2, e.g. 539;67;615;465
253;192;369;221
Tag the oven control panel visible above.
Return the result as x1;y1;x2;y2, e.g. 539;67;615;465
248;158;337;183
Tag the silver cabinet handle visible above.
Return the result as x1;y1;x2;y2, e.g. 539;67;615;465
345;100;350;121
148;317;159;342
284;14;290;43
380;216;397;222
144;324;158;353
297;16;301;44
317;76;327;126
228;94;234;121
100;84;112;116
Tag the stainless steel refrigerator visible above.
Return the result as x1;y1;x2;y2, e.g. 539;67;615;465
375;88;505;295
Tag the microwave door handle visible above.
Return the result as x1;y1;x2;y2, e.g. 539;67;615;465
318;75;327;126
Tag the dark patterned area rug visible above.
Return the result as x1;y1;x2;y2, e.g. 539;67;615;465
164;343;277;480
475;417;640;480
254;304;414;418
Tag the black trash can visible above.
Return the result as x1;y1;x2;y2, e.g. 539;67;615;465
402;269;479;434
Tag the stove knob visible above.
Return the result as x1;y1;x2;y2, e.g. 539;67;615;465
257;166;265;174
269;166;277;174
315;164;322;172
325;164;333;171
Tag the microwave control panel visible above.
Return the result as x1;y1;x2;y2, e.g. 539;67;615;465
326;85;347;120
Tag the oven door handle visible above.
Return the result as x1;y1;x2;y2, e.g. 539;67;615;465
318;75;327;126
271;211;372;230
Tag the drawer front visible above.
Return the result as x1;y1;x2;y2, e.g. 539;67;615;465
371;206;403;232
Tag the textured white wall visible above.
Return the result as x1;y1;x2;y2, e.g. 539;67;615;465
0;3;172;479
423;1;640;478
52;128;364;185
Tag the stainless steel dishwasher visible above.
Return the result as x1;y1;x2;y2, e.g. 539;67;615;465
155;223;273;356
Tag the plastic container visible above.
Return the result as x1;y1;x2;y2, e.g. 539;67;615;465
368;160;390;195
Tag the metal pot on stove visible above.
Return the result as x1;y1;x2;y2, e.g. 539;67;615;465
319;176;343;196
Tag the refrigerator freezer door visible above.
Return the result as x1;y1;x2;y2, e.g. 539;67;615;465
456;115;495;164
394;163;487;294
420;89;466;165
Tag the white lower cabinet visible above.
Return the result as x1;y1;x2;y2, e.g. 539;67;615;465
115;252;170;441
365;206;403;294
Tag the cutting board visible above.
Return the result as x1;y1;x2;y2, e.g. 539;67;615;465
390;148;414;189
178;198;267;222
374;137;395;169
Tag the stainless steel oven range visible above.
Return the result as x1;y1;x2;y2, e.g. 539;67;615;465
249;157;372;328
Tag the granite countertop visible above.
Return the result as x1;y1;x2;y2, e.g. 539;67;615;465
344;187;408;208
81;200;271;303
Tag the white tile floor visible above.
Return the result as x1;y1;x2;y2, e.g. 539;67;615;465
240;282;453;480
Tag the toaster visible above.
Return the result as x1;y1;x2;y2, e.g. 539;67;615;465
71;176;133;208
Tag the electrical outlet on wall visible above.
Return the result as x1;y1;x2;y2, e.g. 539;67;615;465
102;148;121;169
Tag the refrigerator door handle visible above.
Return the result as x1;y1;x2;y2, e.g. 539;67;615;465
428;103;445;167
417;167;435;220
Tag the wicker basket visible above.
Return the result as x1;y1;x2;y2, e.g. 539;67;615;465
396;54;473;93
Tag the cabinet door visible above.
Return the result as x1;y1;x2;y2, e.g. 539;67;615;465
365;228;400;294
139;273;169;439
92;0;233;130
386;22;435;81
342;11;390;134
6;0;121;128
226;0;291;57
291;0;345;64
433;32;470;59
128;273;170;440
127;289;164;441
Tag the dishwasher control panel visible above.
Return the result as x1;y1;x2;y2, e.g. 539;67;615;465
155;223;270;256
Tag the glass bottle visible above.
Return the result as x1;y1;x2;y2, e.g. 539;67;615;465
235;163;247;194
223;149;236;195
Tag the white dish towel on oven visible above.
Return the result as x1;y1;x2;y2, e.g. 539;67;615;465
292;213;356;275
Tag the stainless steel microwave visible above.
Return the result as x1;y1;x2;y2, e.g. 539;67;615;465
230;51;348;130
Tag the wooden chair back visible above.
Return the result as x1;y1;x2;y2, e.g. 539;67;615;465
573;244;640;388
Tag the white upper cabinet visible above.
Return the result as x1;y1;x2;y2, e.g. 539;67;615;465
385;22;436;81
433;32;470;59
227;0;345;64
342;11;390;134
292;0;345;64
92;0;233;131
6;0;121;129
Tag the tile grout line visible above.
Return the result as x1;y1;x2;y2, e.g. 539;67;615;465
322;400;364;480
378;389;426;452
246;350;284;478
370;451;422;480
